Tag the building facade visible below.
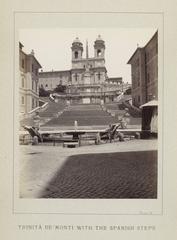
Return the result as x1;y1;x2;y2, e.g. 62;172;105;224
19;43;42;114
127;31;158;107
39;35;125;104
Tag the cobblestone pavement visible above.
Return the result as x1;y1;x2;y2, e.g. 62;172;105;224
19;139;157;199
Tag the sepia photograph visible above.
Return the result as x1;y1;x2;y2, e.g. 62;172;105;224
18;28;158;199
1;1;177;239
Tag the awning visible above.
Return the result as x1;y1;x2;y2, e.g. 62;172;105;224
140;100;158;109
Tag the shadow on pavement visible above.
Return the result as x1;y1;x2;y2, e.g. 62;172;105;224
39;150;157;199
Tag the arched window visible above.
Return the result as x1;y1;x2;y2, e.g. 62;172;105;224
97;49;101;57
74;51;78;59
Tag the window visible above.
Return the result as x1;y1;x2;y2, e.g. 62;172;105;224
22;59;25;68
45;84;48;87
147;72;150;83
35;69;38;75
74;73;79;82
35;82;38;92
22;77;25;88
136;58;139;67
21;96;24;105
97;72;101;80
74;51;78;59
97;49;101;57
148;94;152;101
32;98;35;108
145;52;149;63
32;80;34;90
156;42;158;54
32;64;34;72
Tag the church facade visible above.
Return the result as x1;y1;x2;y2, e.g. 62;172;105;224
39;35;125;104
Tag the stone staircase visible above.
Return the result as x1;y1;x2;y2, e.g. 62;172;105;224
44;104;118;126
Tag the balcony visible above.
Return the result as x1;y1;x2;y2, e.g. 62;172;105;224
68;83;101;88
56;90;121;98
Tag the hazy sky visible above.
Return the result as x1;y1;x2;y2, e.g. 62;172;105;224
19;28;157;83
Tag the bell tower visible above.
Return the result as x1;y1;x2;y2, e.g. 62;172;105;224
71;37;83;61
94;35;105;58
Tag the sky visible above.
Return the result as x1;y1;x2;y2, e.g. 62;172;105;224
19;28;157;83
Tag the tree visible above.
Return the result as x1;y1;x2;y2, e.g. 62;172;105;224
39;86;50;97
124;87;132;95
53;84;66;93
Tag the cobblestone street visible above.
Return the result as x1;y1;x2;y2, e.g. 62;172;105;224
19;139;157;199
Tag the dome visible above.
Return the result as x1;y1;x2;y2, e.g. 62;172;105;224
72;37;83;49
96;34;103;41
73;37;81;43
94;35;105;49
95;35;104;43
